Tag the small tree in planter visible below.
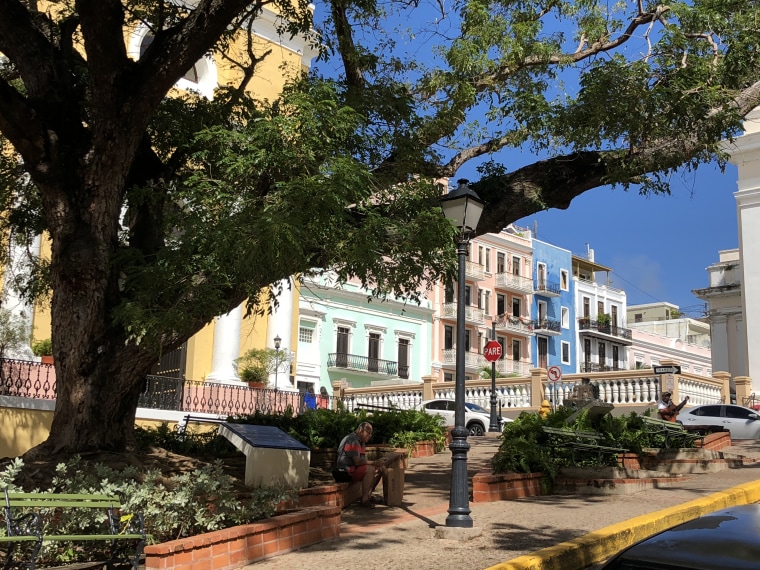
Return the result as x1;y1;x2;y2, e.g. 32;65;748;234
236;347;292;388
32;338;53;363
0;309;30;360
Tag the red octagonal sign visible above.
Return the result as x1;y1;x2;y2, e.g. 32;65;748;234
484;340;502;362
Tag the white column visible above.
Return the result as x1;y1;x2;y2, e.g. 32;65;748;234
727;109;760;393
206;305;243;384
268;279;295;390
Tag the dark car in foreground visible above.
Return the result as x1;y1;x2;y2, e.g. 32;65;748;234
600;504;760;569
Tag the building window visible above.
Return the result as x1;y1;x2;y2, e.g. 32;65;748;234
478;245;484;266
560;269;569;291
597;301;604;317
484;290;491;316
477;331;484;353
497;293;506;315
398;338;410;379
583;297;590;318
336;326;350;367
561;307;569;328
612;345;619;370
561;341;570;364
465;285;472;306
512;256;521;276
368;332;381;372
465;329;472;351
444;325;454;350
511;339;521;360
635;313;643;323
445;281;455;303
512;296;521;317
444;372;454;382
611;305;618;326
537;263;547;289
497;252;506;273
598;342;606;367
298;327;313;343
537;300;547;321
485;248;491;272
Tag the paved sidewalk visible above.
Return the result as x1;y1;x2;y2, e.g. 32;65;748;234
242;437;760;570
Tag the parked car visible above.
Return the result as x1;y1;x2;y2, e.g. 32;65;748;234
600;504;760;569
679;404;760;439
417;399;511;436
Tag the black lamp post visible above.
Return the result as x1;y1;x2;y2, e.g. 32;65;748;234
440;178;484;529
274;335;281;390
489;322;500;432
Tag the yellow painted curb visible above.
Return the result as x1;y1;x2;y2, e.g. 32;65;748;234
484;479;760;570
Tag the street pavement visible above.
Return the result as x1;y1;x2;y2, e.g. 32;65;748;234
241;435;760;570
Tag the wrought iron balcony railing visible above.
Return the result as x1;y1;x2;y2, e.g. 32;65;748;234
578;318;633;341
532;318;562;334
327;353;398;376
534;281;561;296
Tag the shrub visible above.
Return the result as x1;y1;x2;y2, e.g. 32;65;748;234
0;456;293;566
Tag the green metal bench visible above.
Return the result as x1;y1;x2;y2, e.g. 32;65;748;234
542;426;627;466
1;491;146;570
641;416;705;448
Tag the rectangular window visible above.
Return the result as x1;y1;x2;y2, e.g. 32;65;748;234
444;372;454;382
465;285;472;306
512;296;521;317
368;333;380;372
478;245;484;266
444;325;454;350
560;269;569;291
445;281;455;303
561;341;570;364
538;300;547;321
497;252;506;273
597;301;604;317
398;338;410;379
612;345;619;371
635;313;643;323
465;329;471;351
537;337;548;369
477;331;483;353
561;307;569;328
611;306;618;326
298;327;313;343
511;339;521;360
583;297;590;318
497;294;506;315
537;263;547;289
336;327;350;367
512;256;521;276
485;248;491;272
484;291;491;316
477;289;484;309
598;342;606;367
497;336;505;360
583;338;591;365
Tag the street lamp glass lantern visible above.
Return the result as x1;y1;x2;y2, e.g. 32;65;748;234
440;179;485;234
274;335;281;350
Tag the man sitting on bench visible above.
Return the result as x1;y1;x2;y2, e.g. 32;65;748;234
658;391;690;422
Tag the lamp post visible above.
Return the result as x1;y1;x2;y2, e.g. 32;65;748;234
273;335;281;390
440;178;484;529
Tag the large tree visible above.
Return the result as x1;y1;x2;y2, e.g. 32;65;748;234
1;0;759;455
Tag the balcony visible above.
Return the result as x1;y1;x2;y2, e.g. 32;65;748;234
494;359;532;377
495;272;533;294
578;318;633;345
327;353;398;376
493;313;534;336
580;362;628;373
532;318;561;336
441;348;485;371
534;280;561;297
465;261;486;280
441;302;486;325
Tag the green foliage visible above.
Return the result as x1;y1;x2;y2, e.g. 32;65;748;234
0;457;293;566
231;407;444;450
0;308;29;359
235;347;291;385
134;423;239;456
31;338;52;356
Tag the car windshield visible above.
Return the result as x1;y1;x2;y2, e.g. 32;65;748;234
465;402;488;414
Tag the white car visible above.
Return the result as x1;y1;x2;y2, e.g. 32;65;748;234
679;404;760;439
417;398;511;436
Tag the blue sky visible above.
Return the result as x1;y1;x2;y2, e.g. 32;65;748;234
510;161;740;318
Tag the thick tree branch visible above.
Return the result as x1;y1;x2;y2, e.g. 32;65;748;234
328;0;365;88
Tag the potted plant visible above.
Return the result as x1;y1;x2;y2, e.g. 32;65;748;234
596;313;611;332
32;338;53;364
236;347;291;388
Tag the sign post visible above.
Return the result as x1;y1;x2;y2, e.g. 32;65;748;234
547;366;562;412
485;333;502;432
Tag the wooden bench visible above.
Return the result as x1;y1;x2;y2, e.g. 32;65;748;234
641;416;705;448
1;491;146;570
542;427;626;466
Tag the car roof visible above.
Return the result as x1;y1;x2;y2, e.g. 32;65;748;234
603;504;760;569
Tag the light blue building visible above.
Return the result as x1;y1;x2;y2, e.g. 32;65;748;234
531;239;575;373
296;274;434;392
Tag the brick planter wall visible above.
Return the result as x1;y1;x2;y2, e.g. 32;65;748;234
144;505;341;570
696;431;731;451
410;440;436;458
472;471;546;502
